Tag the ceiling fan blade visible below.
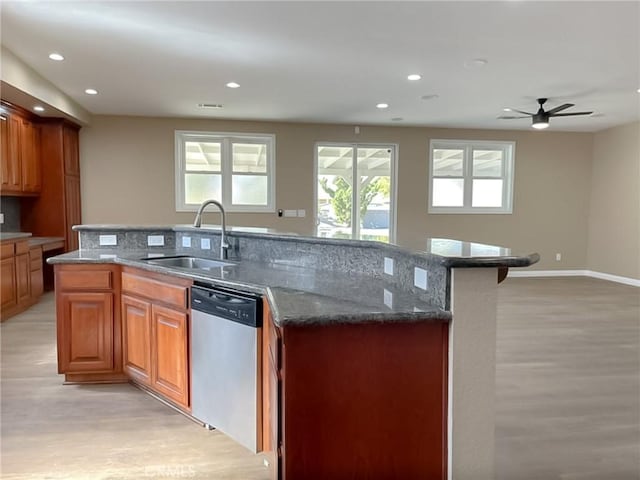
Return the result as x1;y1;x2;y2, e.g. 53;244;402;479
508;109;534;116
497;115;530;119
550;111;593;117
545;103;574;115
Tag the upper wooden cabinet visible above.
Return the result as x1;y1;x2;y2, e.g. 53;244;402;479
21;119;82;252
0;112;27;194
20;118;41;193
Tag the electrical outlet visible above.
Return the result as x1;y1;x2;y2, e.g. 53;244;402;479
383;289;393;308
99;234;117;246
414;267;428;290
297;209;306;217
283;209;297;217
0;213;4;224
182;236;192;248
147;235;165;247
200;238;211;250
384;257;394;275
555;253;562;261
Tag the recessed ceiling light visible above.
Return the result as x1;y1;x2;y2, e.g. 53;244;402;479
376;103;389;109
48;53;64;61
464;58;488;69
407;74;422;81
226;82;240;89
198;103;224;109
637;88;640;93
33;106;45;112
421;94;439;101
391;117;403;122
85;88;98;95
503;108;512;112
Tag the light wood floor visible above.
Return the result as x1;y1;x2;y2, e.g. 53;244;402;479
496;277;640;480
1;277;638;479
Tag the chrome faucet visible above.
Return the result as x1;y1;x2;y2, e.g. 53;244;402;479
193;199;229;260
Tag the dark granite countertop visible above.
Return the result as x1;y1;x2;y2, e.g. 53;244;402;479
1;232;32;242
48;249;451;327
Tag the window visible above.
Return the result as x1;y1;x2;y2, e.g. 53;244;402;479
315;143;396;243
428;140;515;214
175;131;275;212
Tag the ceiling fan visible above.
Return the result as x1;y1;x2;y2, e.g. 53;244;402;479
498;98;593;129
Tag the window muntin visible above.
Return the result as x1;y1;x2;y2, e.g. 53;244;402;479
176;131;275;212
429;140;514;214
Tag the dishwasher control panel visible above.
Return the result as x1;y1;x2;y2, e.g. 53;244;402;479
191;285;261;328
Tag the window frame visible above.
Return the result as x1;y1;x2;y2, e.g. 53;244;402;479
175;130;276;213
428;139;515;214
313;141;398;243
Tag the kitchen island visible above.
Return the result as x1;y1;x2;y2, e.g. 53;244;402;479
49;225;539;480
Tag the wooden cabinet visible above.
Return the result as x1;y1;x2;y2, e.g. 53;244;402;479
64;175;81;251
20;120;81;252
121;267;192;409
1;113;23;193
261;301;281;477
15;252;30;304
122;295;152;385
1;256;17;312
1;239;40;321
152;304;189;407
54;264;125;383
271;317;448;480
0;106;41;195
57;291;114;373
29;246;44;299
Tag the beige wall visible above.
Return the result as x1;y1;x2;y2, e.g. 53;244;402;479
80;116;594;270
588;122;640;279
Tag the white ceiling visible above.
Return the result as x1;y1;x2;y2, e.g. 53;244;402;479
2;1;639;132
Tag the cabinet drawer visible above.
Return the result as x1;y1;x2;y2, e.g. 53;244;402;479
122;272;188;310
1;243;14;259
57;269;113;290
29;246;43;261
15;241;29;255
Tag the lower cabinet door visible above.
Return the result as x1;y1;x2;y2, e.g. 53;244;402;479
151;304;189;408
122;295;152;385
1;257;17;311
15;253;30;304
57;292;114;373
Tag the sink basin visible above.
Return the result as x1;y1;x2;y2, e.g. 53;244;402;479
142;256;234;270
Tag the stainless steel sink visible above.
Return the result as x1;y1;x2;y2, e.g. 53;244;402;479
142;256;234;270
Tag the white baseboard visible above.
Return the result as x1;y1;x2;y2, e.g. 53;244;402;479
508;269;640;287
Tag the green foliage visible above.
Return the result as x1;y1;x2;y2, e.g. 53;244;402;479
319;176;389;226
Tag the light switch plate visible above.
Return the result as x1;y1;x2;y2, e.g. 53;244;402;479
99;234;117;246
0;213;4;224
414;267;428;290
384;257;394;276
200;238;211;250
147;235;165;247
297;209;306;217
283;209;297;217
182;236;192;248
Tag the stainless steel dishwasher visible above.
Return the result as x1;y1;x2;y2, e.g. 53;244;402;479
190;284;262;453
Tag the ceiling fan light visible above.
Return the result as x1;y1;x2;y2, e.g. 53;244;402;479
532;113;549;129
